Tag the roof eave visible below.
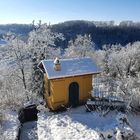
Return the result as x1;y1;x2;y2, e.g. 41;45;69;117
47;71;102;80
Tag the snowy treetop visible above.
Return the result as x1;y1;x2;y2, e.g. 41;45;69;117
38;57;101;79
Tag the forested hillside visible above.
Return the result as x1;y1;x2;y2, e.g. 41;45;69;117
51;20;140;49
0;24;33;38
1;20;140;49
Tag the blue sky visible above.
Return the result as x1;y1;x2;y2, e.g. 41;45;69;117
0;0;140;24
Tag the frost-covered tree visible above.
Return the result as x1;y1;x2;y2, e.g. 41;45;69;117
1;33;33;104
28;24;64;96
110;43;140;99
99;42;140;108
0;68;30;109
28;23;64;60
64;34;95;58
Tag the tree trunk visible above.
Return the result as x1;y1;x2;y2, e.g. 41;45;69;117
21;68;26;89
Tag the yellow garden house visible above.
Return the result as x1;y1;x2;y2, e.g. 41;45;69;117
38;57;101;110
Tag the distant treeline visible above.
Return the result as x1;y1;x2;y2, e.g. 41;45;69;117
1;20;140;49
51;20;140;49
0;24;33;39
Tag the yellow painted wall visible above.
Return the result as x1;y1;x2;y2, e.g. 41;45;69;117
44;74;93;110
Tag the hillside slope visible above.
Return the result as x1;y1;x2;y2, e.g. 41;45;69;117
1;21;140;49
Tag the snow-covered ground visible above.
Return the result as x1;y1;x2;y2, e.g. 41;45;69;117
128;113;140;138
37;106;140;140
1;110;20;140
1;106;140;140
20;121;38;140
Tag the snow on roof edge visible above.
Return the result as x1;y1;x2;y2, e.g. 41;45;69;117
47;71;101;80
37;60;50;78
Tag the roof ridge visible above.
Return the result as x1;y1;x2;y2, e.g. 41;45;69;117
42;57;91;62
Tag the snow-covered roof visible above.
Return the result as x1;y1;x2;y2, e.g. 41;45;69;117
38;57;101;79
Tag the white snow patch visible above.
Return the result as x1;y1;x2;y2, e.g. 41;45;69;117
37;106;116;140
1;110;20;140
38;113;101;140
127;113;140;138
20;121;37;140
37;106;140;140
